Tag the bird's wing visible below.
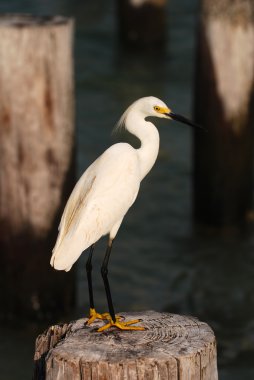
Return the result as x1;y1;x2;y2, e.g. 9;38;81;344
58;168;96;236
51;161;97;256
50;143;140;271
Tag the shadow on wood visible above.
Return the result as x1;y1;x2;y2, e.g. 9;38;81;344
34;311;218;379
0;15;75;322
116;0;167;50
193;0;254;230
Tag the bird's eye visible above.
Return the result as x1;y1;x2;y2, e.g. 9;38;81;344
154;106;160;112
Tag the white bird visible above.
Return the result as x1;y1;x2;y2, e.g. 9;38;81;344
50;96;202;331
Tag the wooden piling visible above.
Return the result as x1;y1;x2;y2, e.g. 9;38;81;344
0;15;75;321
34;311;218;379
193;0;254;228
116;0;167;50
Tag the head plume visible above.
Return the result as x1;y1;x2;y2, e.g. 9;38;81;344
113;99;140;136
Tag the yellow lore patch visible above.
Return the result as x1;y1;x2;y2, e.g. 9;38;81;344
153;106;170;114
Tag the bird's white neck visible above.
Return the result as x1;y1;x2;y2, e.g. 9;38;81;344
125;113;160;180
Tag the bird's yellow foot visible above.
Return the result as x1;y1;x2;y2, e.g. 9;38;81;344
86;308;111;325
97;317;145;332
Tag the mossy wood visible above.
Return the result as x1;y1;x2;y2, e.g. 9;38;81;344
194;0;254;228
0;15;75;320
34;311;218;379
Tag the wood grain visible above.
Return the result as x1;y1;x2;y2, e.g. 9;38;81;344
193;0;254;228
34;311;218;379
0;15;75;320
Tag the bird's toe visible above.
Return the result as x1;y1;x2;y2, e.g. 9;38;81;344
97;318;145;332
86;308;111;325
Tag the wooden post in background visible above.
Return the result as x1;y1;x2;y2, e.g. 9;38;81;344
193;0;254;228
0;15;75;321
117;0;167;50
34;311;218;380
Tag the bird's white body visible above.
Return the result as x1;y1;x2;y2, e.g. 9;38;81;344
50;96;201;332
50;97;168;271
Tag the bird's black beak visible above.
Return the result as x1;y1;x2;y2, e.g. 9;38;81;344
167;112;205;131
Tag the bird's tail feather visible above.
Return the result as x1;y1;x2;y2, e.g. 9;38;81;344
50;230;88;272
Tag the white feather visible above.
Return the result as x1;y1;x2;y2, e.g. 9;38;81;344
50;143;140;271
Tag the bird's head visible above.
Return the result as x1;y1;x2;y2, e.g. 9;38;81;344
115;96;204;134
135;96;170;119
135;96;203;129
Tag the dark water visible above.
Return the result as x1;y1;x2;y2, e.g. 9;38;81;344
1;0;254;379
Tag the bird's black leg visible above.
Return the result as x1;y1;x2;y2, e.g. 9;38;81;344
86;244;112;325
101;239;116;322
97;238;145;332
86;244;95;310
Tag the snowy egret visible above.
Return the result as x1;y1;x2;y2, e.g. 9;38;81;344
50;96;202;331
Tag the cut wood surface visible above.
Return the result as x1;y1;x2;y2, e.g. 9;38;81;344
34;311;218;379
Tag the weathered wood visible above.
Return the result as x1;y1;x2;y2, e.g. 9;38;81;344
0;15;75;320
117;0;167;50
193;0;254;228
34;311;218;379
